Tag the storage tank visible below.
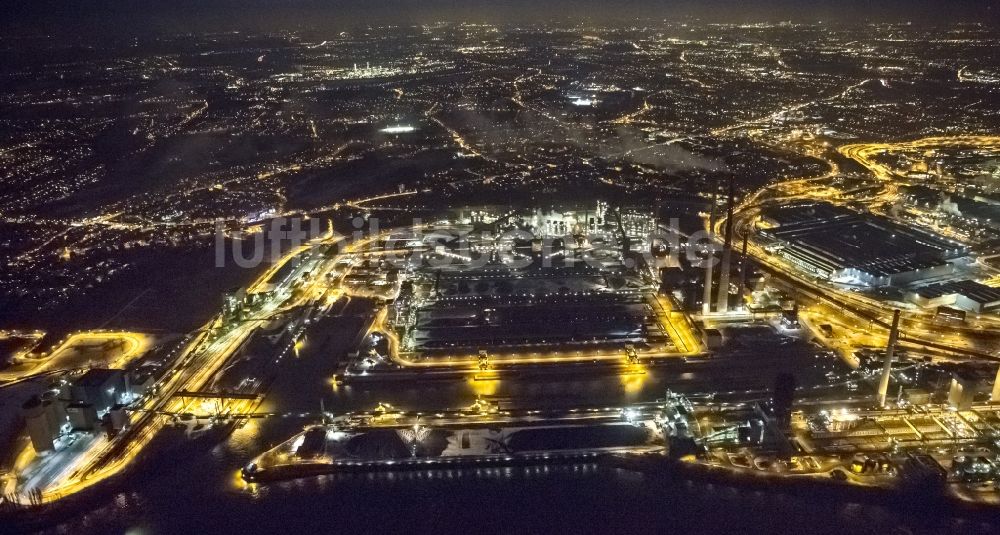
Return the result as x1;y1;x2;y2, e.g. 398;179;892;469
40;390;67;436
66;402;98;432
22;396;55;453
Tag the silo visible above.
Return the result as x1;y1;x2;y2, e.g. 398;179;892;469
21;396;55;453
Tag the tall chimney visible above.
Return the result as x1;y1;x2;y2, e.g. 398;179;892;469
877;310;902;407
702;179;718;315
736;230;750;311
991;363;1000;404
716;176;735;313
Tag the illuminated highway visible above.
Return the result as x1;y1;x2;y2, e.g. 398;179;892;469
710;135;1000;367
10;229;347;503
0;331;149;383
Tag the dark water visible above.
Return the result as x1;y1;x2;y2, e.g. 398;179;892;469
19;377;999;535
15;309;999;535
26;427;999;535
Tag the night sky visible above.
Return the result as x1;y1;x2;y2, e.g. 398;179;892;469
3;0;998;34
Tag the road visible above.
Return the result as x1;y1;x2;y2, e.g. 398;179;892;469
712;134;1000;365
0;331;150;383
15;230;347;503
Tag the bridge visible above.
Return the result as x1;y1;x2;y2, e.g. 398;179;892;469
171;390;265;416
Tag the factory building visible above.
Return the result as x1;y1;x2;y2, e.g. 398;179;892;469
758;203;966;287
948;370;981;410
940;195;1000;231
905;280;1000;313
529;201;610;237
618;209;658;240
22;396;56;453
20;387;71;453
66;403;99;432
449;203;657;247
106;404;129;436
69;368;127;412
129;365;160;399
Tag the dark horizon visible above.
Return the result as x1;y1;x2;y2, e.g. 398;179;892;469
3;0;998;36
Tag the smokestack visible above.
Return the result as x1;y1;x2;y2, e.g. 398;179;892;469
991;363;1000;404
702;179;718;315
736;230;749;311
716;176;735;313
877;310;902;407
652;196;661;257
